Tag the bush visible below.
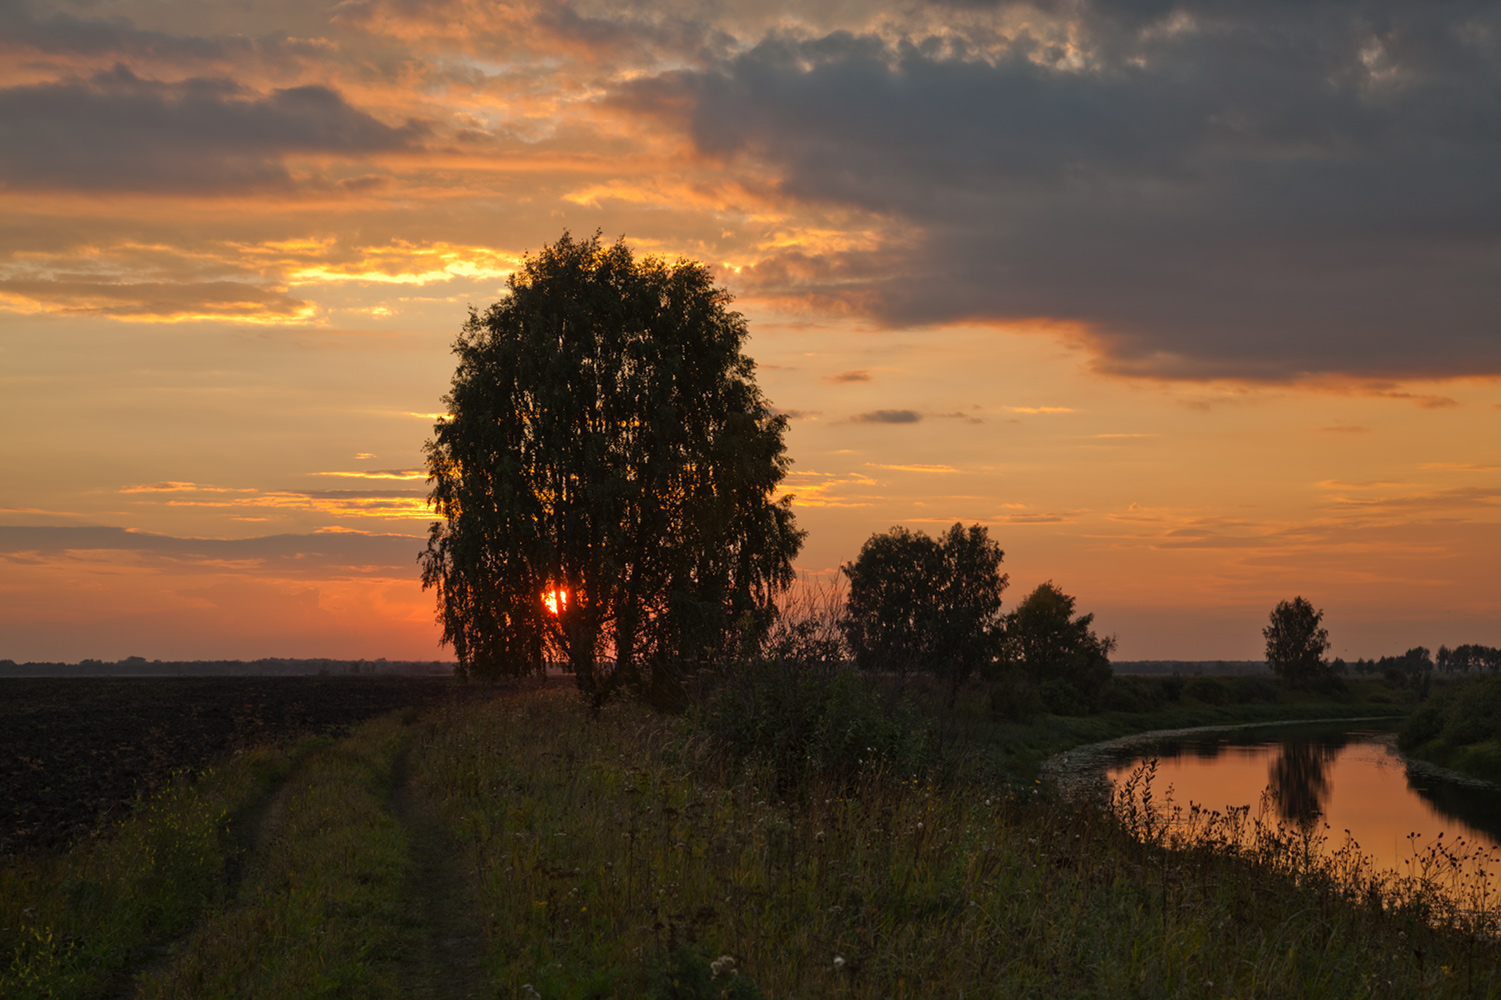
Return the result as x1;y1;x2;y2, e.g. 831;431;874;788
1404;676;1501;748
1098;676;1167;714
699;659;936;789
1184;677;1229;705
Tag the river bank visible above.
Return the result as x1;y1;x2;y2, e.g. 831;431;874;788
1401;673;1501;783
917;674;1422;780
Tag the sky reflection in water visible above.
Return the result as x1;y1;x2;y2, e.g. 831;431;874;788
1105;725;1501;877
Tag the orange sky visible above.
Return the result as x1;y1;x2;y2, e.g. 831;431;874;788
2;0;1499;662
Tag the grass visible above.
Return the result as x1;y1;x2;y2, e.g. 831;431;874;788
132;714;416;999
0;738;318;1000
2;675;1491;999
412;685;1497;999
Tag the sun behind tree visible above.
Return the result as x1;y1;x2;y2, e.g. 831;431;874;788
421;232;804;697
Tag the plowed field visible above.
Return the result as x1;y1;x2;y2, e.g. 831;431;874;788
0;675;483;857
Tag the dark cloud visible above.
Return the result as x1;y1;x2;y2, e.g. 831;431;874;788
0;65;426;192
0;0;241;61
0;1;346;89
0;525;423;575
850;408;923;423
623;1;1501;379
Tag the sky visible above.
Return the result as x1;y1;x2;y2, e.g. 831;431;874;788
1;0;1499;664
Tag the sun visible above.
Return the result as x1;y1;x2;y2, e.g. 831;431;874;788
542;588;568;615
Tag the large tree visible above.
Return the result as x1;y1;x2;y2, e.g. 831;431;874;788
421;232;804;695
1263;596;1331;688
840;522;1007;704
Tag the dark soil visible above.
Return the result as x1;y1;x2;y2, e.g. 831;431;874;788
0;675;488;858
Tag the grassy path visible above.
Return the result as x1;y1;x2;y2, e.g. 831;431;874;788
126;710;493;999
389;743;489;1000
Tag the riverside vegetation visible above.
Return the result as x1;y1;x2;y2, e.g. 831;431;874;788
1401;673;1501;784
2;669;1496;999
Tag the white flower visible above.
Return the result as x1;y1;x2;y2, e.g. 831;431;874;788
711;955;737;977
834;955;847;970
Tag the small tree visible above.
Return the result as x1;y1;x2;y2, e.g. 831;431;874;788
840;523;1007;705
1002;582;1115;715
1263;596;1331;688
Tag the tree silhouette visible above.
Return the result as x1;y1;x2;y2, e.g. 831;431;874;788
1003;582;1115;714
840;523;1007;705
421;232;804;696
1263;596;1331;689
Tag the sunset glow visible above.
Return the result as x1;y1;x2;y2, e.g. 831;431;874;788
1;0;1499;663
542;590;568;616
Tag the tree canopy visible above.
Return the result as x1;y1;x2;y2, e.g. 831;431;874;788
1263;596;1331;688
840;523;1007;703
1002;581;1116;714
421;232;804;696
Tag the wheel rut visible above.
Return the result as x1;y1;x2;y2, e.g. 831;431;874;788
390;743;490;1000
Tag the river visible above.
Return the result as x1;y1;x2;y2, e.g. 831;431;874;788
1045;719;1501;880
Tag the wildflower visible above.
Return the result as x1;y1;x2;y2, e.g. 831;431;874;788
711;955;737;977
834;955;847;970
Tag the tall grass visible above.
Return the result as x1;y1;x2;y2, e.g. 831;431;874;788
133;715;416;999
5;679;1493;999
0;740;313;1000
412;687;1501;999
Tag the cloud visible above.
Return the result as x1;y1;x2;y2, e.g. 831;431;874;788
0;278;314;322
120;482;257;494
849;408;922;424
619;1;1501;380
0;525;424;576
868;463;959;473
310;469;427;481
0;65;426;193
823;368;871;383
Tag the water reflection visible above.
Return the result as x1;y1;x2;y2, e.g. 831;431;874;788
1267;735;1348;827
1090;722;1501;876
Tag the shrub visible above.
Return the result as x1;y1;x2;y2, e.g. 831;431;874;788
1227;677;1280;704
699;659;936;790
1098;676;1166;714
1402;675;1501;752
1185;677;1229;705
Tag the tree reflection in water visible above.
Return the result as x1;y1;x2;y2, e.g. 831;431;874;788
1267;738;1345;827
